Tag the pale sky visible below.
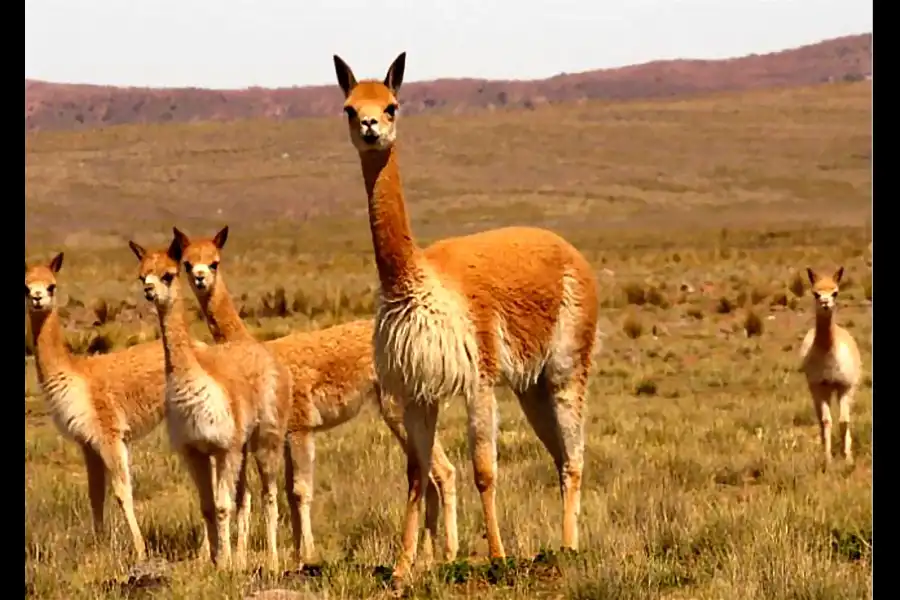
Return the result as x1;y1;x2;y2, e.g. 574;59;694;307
25;0;871;89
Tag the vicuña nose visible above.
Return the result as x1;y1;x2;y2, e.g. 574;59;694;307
361;117;378;128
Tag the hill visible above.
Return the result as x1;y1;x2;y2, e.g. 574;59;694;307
24;33;870;132
25;82;871;251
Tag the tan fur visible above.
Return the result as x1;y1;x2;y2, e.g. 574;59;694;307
174;226;459;566
130;237;292;572
799;267;862;471
333;53;600;582
25;253;184;560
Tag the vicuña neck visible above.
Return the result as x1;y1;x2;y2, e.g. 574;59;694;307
29;309;73;381
814;310;836;349
197;275;254;343
156;283;201;375
359;145;420;292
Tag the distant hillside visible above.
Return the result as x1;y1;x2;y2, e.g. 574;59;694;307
25;33;870;132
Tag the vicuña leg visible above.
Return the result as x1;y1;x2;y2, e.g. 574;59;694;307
516;369;587;551
284;430;315;564
233;445;251;570
467;382;505;559
197;455;214;561
81;444;107;539
377;391;458;562
809;382;833;471
212;449;240;569
430;442;459;561
255;442;282;572
183;447;218;565
104;441;147;560
837;384;856;464
394;399;440;583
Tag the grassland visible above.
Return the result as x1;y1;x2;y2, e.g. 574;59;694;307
25;82;872;599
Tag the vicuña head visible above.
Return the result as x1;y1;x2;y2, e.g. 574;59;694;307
333;52;406;153
129;238;181;306
807;266;844;315
173;225;228;297
25;253;64;313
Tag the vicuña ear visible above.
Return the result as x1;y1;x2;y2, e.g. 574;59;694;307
167;235;183;262
833;266;844;284
128;241;147;261
384;52;407;94
172;227;191;251
49;252;64;273
806;268;816;286
333;55;358;98
213;225;229;249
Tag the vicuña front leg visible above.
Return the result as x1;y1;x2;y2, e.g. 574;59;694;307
809;383;833;472
837;385;856;464
81;444;107;541
105;441;148;561
183;447;218;565
284;430;316;565
233;446;251;570
467;383;505;560
394;400;440;584
377;392;458;563
212;450;240;569
430;442;459;562
255;444;282;572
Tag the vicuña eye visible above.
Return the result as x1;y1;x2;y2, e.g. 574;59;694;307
47;284;56;294
209;261;219;270
384;103;398;117
344;106;358;119
184;261;193;273
161;273;175;284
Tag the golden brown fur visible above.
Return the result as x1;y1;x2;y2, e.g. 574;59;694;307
174;226;459;565
333;53;600;583
130;237;293;571
799;267;862;471
25;253;178;560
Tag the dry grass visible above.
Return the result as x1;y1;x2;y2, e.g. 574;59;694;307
25;83;871;599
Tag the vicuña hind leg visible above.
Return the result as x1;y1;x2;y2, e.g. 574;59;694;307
378;391;459;562
284;430;315;565
467;381;505;559
394;400;439;584
809;382;834;472
837;384;856;464
516;370;586;551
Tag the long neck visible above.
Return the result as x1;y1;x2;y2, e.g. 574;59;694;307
813;310;835;349
197;275;254;343
29;309;73;381
359;145;420;292
156;283;201;375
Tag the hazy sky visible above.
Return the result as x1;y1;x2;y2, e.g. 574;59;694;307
25;0;871;89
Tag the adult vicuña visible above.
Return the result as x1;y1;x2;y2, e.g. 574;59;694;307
26;252;167;560
172;225;459;566
333;52;600;581
130;236;292;571
799;267;862;471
